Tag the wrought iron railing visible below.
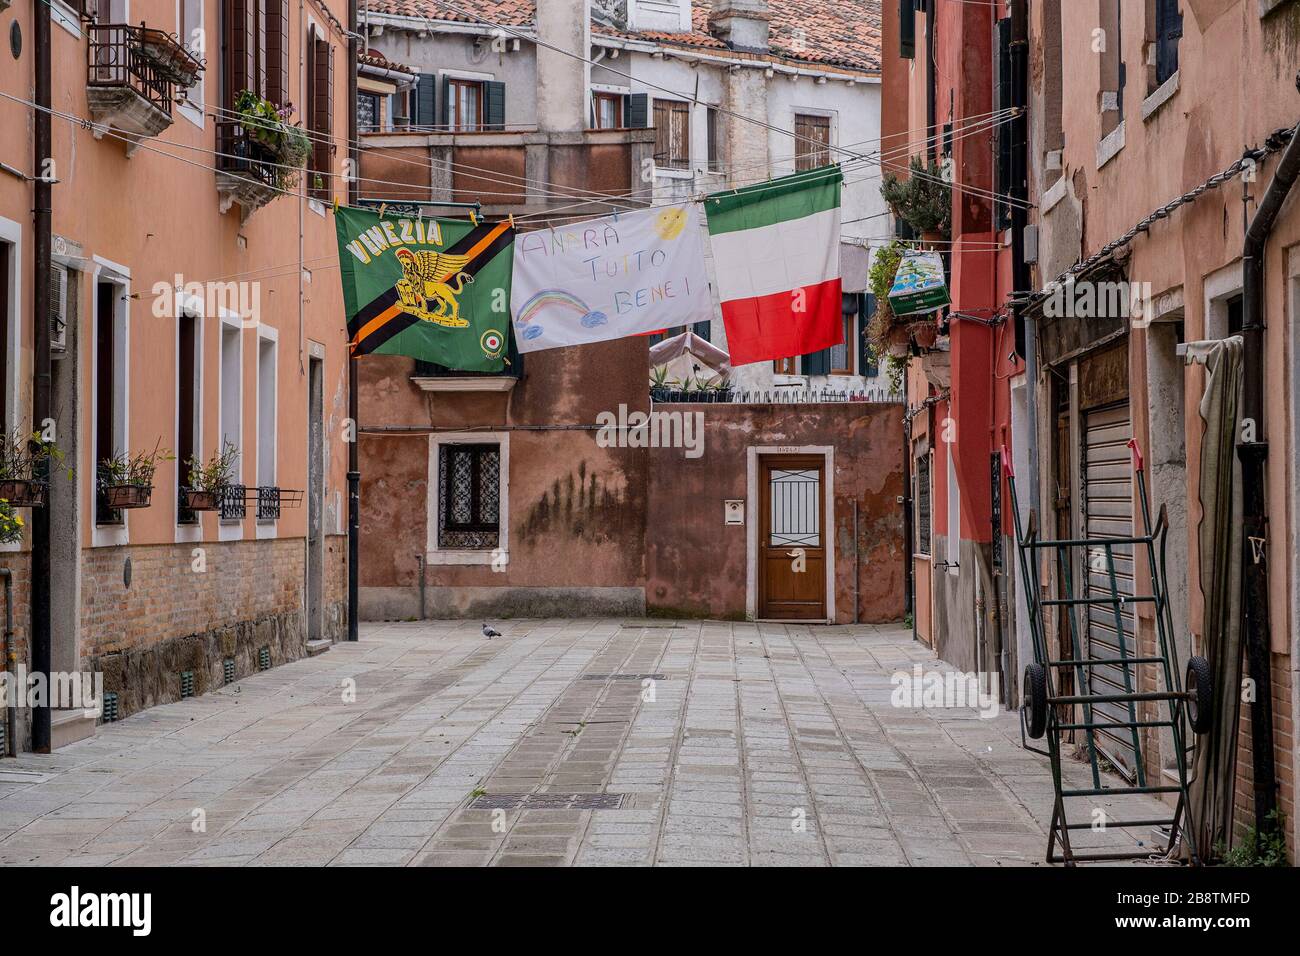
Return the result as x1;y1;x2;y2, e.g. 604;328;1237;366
215;120;279;187
649;387;905;405
218;484;247;521
86;23;174;117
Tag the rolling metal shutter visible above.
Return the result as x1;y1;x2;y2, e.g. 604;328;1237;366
1081;400;1139;780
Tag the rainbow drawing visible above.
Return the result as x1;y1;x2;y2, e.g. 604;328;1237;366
515;289;607;340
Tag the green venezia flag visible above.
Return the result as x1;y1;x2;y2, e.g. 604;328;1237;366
336;206;515;371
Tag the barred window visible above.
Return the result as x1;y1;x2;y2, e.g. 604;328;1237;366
915;452;932;557
438;443;500;550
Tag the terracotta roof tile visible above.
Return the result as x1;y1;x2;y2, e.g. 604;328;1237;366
368;1;880;73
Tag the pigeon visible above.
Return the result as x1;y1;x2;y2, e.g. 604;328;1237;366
482;623;501;639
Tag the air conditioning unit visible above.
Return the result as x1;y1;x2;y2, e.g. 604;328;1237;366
50;262;68;355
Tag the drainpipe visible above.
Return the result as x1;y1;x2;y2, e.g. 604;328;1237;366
30;0;53;753
347;0;361;641
1238;116;1300;837
902;363;914;633
1;569;15;756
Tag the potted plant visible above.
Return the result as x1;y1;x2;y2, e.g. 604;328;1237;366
233;91;311;190
0;428;69;508
99;443;173;510
881;156;952;240
649;365;672;403
183;440;239;512
0;498;24;544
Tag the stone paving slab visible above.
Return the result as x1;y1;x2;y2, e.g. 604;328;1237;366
0;620;1172;866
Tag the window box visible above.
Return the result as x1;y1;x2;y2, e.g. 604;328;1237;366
0;479;47;508
181;487;220;512
101;483;153;510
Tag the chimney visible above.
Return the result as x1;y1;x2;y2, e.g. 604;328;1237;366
709;0;770;53
536;0;591;132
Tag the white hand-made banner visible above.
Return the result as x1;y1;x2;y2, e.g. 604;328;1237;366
510;205;712;353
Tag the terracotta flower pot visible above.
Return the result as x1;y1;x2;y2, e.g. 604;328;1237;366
910;322;939;350
0;479;47;508
183;489;219;512
102;484;153;510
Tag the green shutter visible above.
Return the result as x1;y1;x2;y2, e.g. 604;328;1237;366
415;74;437;128
624;93;649;128
899;0;916;59
439;75;451;129
859;294;879;377
802;348;830;376
484;81;506;130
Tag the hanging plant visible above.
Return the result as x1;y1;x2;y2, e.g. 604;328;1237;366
0;498;24;544
881;156;952;238
866;240;908;355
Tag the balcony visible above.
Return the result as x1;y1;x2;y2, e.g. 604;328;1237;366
86;23;202;154
359;127;657;218
215;121;282;217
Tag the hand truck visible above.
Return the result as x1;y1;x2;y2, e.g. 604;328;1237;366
1003;441;1213;865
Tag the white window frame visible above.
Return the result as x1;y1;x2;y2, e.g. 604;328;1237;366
425;431;509;566
218;313;244;540
175;0;205;129
0;217;21;554
255;324;279;536
173;291;205;542
90;256;131;548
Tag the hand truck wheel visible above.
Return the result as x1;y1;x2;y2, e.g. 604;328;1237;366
1185;655;1213;735
1023;663;1048;739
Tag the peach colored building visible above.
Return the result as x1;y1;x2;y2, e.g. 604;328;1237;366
0;0;352;750
1025;0;1299;857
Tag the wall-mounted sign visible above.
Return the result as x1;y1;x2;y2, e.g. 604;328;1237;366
724;500;745;525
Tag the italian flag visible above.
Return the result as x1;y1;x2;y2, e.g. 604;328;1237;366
704;166;843;366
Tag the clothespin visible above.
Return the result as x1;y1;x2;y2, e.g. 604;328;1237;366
508;213;515;230
378;202;388;219
470;208;478;225
332;195;339;212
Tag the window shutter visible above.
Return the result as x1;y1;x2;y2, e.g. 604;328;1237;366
415;74;437;128
484;80;505;130
624;92;649;128
802;349;830;376
899;0;916;59
438;75;451;129
265;0;290;106
692;321;710;342
859;294;878;377
311;37;333;196
225;0;257;105
257;1;268;95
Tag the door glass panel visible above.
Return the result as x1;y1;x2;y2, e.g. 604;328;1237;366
769;468;820;547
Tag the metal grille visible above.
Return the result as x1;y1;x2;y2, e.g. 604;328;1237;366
101;692;119;723
915;453;932;556
223;658;236;684
219;484;247;521
1081;401;1138;781
256;486;281;521
469;792;625;811
990;452;1003;570
180;670;194;699
258;646;271;671
438;443;500;550
768;468;820;547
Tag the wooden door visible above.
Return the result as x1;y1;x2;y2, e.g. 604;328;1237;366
758;456;827;620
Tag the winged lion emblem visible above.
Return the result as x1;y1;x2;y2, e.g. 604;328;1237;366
393;247;476;328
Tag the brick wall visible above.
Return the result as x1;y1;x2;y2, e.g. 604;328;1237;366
1233;651;1295;861
81;536;347;719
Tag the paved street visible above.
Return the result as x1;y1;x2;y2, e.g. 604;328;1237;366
0;621;1171;866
